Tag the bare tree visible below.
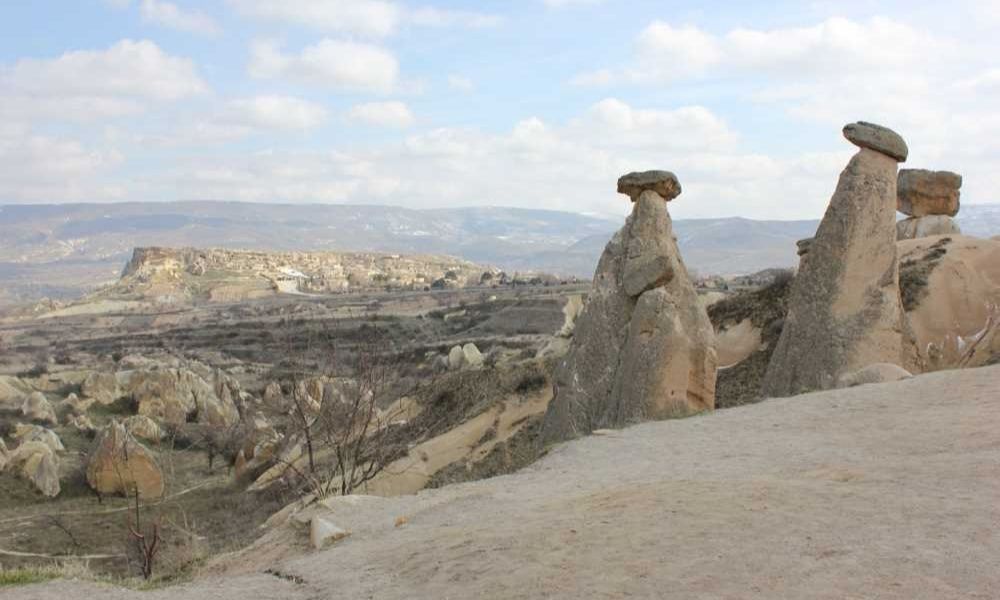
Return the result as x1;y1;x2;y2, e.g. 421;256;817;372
265;319;401;498
125;487;161;580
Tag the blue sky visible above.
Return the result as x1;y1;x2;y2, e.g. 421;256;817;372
1;0;998;220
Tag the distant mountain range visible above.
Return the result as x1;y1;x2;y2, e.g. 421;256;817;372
1;201;998;306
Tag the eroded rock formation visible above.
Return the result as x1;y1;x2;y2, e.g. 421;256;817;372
541;171;716;444
87;420;165;499
896;169;963;240
762;122;917;397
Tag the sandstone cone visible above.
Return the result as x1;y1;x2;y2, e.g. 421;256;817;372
541;177;716;444
87;420;165;499
762;124;918;397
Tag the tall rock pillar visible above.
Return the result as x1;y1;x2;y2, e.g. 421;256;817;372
762;122;917;397
541;171;717;444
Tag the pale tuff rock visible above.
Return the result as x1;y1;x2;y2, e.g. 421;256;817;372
843;121;908;162
537;295;585;359
447;346;465;370
68;414;97;434
836;363;912;388
462;343;484;368
762;123;917;397
7;441;61;497
87;420;165;499
897;169;962;217
81;372;122;405
896;215;961;240
123;415;163;442
61;392;95;414
617;170;681;203
0;376;28;408
0;439;8;472
249;439;303;491
557;295;584;338
310;516;350;550
131;368;239;428
623;191;677;297
14;423;65;453
447;343;484;371
21;392;57;425
541;173;716;444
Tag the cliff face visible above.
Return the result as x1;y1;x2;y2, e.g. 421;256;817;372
110;246;490;303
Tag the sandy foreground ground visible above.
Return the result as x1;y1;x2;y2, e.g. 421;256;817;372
9;365;1000;599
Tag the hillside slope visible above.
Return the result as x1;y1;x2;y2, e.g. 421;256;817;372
10;364;1000;599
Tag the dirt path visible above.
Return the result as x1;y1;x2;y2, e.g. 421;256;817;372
10;365;1000;599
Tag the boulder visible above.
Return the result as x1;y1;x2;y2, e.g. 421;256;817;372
617;170;681;202
81;372;122;405
836;363;912;388
897;169;961;217
68;414;97;434
310;515;350;550
446;344;483;370
248;439;303;491
557;295;584;338
796;238;813;257
447;345;465;370
763;123;917;397
462;343;484;368
537;296;585;359
542;174;716;444
0;439;8;472
21;392;57;425
61;392;95;414
896;215;961;240
7;441;60;497
14;424;65;453
131;368;239;428
843;121;908;162
123;415;163;442
87;421;165;499
0;376;28;409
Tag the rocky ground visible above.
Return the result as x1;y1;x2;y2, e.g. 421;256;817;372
6;364;999;599
0;283;584;580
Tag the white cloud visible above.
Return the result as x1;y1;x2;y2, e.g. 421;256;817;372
228;0;502;36
447;75;474;92
0;132;124;202
633;21;723;78
0;39;206;125
576;15;1000;211
229;95;328;130
348;101;415;128
3;39;206;102
589;17;953;85
140;0;221;36
248;39;399;93
228;0;400;37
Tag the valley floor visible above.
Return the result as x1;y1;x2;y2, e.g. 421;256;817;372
9;365;1000;599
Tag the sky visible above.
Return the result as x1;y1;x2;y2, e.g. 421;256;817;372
0;0;998;220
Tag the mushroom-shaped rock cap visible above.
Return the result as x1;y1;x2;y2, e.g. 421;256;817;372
617;170;681;202
842;121;908;162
